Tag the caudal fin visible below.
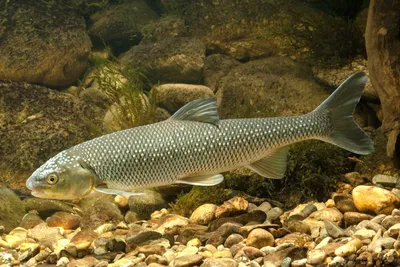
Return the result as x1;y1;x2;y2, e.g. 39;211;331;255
315;72;374;155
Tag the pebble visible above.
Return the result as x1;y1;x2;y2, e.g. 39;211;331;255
189;204;217;225
246;228;274;248
307;249;326;264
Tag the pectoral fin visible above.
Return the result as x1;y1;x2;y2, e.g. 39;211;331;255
176;174;224;186
246;147;289;179
94;187;144;196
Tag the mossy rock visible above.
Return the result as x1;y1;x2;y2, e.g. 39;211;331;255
0;0;91;87
0;82;102;190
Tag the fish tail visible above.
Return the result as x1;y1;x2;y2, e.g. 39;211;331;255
314;72;374;155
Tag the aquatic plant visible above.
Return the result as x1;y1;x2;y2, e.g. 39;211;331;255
88;52;157;131
169;186;231;217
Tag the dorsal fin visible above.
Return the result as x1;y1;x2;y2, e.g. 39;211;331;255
170;97;219;125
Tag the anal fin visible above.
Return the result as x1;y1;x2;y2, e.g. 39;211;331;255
246;147;289;179
176;174;224;186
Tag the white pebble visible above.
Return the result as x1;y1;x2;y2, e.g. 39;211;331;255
56;257;69;266
307;249;326;265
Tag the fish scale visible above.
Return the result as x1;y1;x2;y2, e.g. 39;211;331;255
63;110;330;189
26;72;375;200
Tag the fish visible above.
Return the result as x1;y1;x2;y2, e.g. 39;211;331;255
26;72;374;200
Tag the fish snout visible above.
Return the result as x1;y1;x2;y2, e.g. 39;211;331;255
26;176;36;190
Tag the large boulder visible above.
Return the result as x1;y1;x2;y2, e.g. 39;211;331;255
217;57;330;119
0;0;91;87
204;54;241;93
0;82;101;189
120;37;206;84
89;0;159;48
0;187;25;232
178;1;363;61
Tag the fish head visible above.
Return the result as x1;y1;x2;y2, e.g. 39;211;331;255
26;151;94;200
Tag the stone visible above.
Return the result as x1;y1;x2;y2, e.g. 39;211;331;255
212;250;233;258
246;228;274;249
79;196;123;229
46;212;81;230
79;87;110;109
307;249;326;265
266;207;284;223
27;223;64;248
353;228;376;240
121;37;206;84
141;16;188;45
352;185;400;215
372;174;399;187
344;172;364;187
126;230;163;246
0;187;25;233
275;233;312;247
386;223;400;239
200;258;238;267
89;0;158;47
235;211;267;225
19;210;44;230
189;204;217;225
263;246;307;266
69;229;98;250
153;84;215;114
177;246;199;257
285;219;311;234
128;190;167;220
0;1;91;87
228;197;249;212
224;234;244;248
382;216;400;229
241;246;264;260
204;54;241;92
344;212;374;225
187;238;202;248
172;254;203;267
324;219;345;238
334;195;357;213
23;198;75;218
217;57;329;119
215;202;237;218
207;223;242;247
155;214;189;235
145;254;169;265
135;245;166;257
308;208;343;225
256;202;272;213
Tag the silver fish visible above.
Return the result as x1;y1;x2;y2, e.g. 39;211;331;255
26;72;374;200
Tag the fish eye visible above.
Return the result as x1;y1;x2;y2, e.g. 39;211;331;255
46;174;58;185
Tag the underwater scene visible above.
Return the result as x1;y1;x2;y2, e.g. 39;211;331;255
1;0;400;266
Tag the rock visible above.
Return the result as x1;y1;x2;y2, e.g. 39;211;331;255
172;254;203;267
128;190;167;220
275;233;312;247
307;249;326;265
0;187;26;232
0;0;91;87
207;223;242;247
141;16;188;44
266;207;284;223
212;250;232;258
381;216;400;229
79;196;124;229
324;219;345;238
46;212;81;230
69;229;98;250
65;256;99;267
153;84;214;114
344;172;364;187
215;202;237;218
263;246;307;266
200;258;238;267
387;224;400;239
177;246;199;257
0;83;100;189
27;223;64;248
334;195;357;213
204;54;241;92
224;234;244;248
335;239;362;257
352;185;400;215
353;228;376;240
79;87;110;109
372;174;399;188
154;214;189;235
344;212;374;225
309;208;343;225
240;246;263;260
256;202;273;213
126;230;163;246
89;0;158;47
217;57;329;119
120;37;206;84
246;228;274;249
189;204;217;225
145;254;169;265
19;210;44;229
285;219;310;234
23;198;76;218
187;238;202;248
